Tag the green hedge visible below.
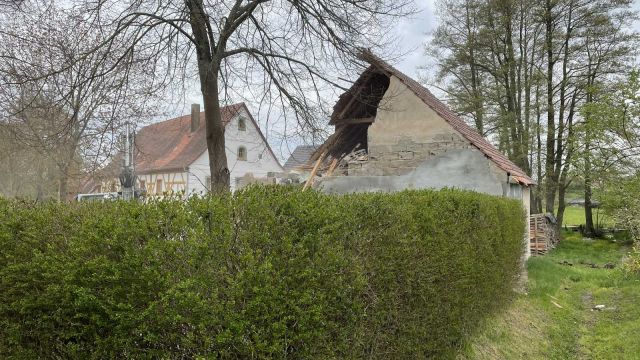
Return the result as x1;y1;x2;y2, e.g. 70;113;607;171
0;186;525;358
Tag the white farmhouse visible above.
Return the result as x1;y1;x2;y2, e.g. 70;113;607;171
86;102;283;195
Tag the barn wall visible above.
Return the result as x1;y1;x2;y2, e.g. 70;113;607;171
318;148;504;195
188;107;283;194
321;74;533;259
352;76;501;181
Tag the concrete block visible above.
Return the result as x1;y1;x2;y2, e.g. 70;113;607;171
363;167;384;176
389;144;405;153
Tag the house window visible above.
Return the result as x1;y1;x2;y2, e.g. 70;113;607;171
156;178;163;194
238;117;246;131
237;146;247;161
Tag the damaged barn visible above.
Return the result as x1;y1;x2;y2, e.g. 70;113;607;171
305;51;535;255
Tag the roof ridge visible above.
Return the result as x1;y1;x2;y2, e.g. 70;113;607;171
140;102;246;131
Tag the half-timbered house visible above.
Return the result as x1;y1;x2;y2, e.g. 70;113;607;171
83;102;282;196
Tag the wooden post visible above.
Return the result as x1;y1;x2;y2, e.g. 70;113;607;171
326;158;339;177
303;151;326;191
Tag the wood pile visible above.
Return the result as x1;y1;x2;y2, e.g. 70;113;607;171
530;213;559;255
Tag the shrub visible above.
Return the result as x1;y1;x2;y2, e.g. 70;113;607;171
0;186;525;358
608;180;640;275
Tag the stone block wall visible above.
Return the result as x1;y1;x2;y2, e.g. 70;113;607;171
349;133;470;176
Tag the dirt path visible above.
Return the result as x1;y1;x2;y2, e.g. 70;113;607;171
460;233;640;359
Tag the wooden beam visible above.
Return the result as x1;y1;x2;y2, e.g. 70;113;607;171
325;158;339;177
340;117;375;125
302;151;326;191
331;71;375;124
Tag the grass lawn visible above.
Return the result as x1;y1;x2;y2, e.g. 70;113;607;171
459;232;640;359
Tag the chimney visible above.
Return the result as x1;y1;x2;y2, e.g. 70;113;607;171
191;103;200;132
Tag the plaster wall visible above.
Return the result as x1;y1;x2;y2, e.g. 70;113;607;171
188;107;283;194
368;76;460;144
318;148;505;195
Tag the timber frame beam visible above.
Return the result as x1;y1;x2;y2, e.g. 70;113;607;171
339;116;375;125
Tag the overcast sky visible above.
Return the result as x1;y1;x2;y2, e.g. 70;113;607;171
392;0;437;78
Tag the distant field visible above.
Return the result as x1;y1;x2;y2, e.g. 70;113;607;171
562;206;585;225
560;206;614;227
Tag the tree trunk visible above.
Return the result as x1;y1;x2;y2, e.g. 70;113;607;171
557;91;577;231
188;0;230;192
535;82;543;214
557;181;567;230
465;0;484;134
584;170;595;235
544;0;556;214
58;175;68;201
202;72;230;193
58;162;70;201
584;101;595;235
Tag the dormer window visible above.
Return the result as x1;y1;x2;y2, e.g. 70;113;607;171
238;117;247;131
237;146;247;161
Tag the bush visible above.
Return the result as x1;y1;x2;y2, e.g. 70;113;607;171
607;178;640;275
0;186;525;359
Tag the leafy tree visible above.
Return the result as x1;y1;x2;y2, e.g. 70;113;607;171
580;71;640;234
428;0;637;227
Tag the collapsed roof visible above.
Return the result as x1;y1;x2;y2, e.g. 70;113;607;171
313;50;534;186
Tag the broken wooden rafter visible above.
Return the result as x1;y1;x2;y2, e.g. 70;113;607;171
331;71;376;124
302;151;326;191
325;158;339;177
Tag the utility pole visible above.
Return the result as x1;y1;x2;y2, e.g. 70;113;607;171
119;121;136;200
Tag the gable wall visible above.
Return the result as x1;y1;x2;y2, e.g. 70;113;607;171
187;107;283;194
352;75;481;177
328;74;531;258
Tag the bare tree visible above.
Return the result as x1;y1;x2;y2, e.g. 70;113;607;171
0;3;162;200
22;0;411;193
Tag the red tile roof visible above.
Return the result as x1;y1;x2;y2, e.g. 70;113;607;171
135;102;281;174
359;51;535;185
